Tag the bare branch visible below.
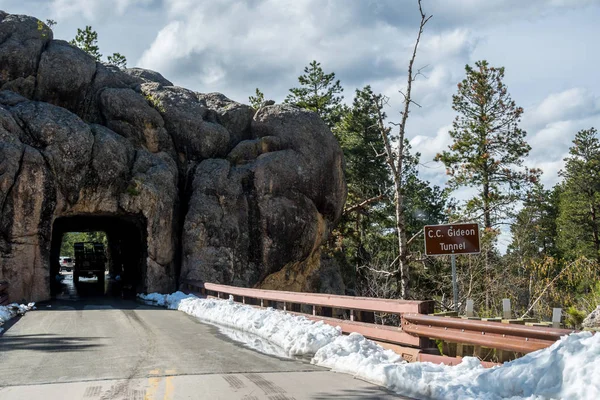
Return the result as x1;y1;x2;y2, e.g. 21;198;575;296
344;194;387;215
358;265;395;277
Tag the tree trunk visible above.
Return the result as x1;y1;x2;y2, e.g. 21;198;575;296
371;0;430;300
395;177;409;299
590;203;600;265
482;167;491;310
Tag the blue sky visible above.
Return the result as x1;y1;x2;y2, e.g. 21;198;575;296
2;0;600;249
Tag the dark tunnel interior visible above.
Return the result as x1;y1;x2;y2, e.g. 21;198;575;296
49;214;148;299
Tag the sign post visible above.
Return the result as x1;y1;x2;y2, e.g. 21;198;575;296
451;254;457;312
424;223;480;313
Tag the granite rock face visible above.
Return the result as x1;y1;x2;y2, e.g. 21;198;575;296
0;13;346;302
583;305;600;329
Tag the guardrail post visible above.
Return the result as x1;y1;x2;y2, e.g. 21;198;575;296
242;296;245;304
466;299;474;318
502;299;511;320
350;309;354;322
312;305;316;316
260;299;264;307
552;308;562;328
283;302;287;312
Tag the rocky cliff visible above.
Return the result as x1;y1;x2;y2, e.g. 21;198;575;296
0;12;346;302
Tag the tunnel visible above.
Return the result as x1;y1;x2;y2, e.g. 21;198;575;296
49;214;148;298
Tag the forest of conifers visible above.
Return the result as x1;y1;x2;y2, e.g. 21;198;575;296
253;60;599;327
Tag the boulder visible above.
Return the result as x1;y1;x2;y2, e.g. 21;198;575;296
0;11;347;302
583;305;600;329
124;67;173;86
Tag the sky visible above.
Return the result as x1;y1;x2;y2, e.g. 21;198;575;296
2;0;600;249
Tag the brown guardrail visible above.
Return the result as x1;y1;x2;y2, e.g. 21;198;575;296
180;279;574;364
0;281;9;306
201;281;434;314
180;279;434;349
402;313;575;354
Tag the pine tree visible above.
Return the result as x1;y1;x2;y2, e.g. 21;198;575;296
508;183;560;261
557;127;600;264
70;26;102;61
285;60;343;128
435;60;539;229
333;87;391;291
336;86;390;205
248;88;265;109
107;52;127;69
334;87;448;296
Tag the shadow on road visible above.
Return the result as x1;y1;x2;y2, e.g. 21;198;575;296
0;333;105;353
312;387;409;400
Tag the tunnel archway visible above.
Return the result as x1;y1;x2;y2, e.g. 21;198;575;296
50;214;148;298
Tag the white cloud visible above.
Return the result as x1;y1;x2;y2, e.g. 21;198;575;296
411;125;452;167
50;0;153;20
524;88;600;130
520;89;600;186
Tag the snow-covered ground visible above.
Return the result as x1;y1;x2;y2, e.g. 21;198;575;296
139;292;600;400
0;303;35;334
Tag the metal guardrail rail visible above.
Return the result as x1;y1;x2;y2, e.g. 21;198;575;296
402;313;575;353
0;281;9;306
181;280;435;349
180;279;576;364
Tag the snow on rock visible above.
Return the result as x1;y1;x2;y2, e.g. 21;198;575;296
140;292;600;400
0;302;35;333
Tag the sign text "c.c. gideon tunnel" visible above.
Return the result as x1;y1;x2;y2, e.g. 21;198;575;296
424;223;481;256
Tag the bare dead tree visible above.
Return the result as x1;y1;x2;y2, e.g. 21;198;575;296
372;0;432;299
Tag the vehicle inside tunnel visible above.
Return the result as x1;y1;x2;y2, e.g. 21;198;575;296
49;215;148;299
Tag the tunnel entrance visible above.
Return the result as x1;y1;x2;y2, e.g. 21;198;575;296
50;215;148;299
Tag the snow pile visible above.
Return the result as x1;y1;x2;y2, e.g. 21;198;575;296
142;292;600;399
0;302;35;333
315;331;600;399
174;293;341;356
312;332;403;381
138;291;195;308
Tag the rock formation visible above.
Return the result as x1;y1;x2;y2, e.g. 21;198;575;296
0;12;346;302
583;305;600;330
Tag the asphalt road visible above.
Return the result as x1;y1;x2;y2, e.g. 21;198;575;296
0;296;405;399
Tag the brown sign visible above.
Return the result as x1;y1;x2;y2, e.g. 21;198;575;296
424;223;480;256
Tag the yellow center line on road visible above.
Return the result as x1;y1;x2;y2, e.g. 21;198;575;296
164;369;176;400
144;369;161;400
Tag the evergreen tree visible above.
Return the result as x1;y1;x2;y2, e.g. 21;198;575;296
557;127;600;264
70;26;102;61
107;52;127;69
334;87;449;295
332;87;392;291
248;88;265;109
435;60;539;229
336;86;390;204
508;183;560;261
285;60;344;128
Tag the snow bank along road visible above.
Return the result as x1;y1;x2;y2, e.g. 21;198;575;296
0;297;403;400
143;292;600;400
